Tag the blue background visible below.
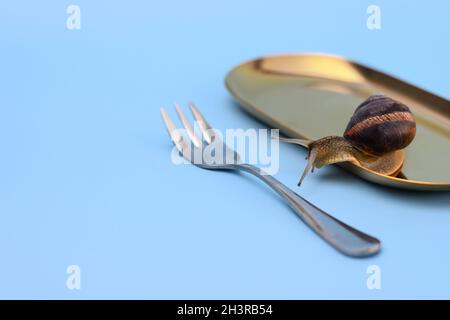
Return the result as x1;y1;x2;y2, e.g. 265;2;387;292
1;0;450;299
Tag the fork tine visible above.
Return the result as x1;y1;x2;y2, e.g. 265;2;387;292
174;102;202;148
160;108;190;156
160;108;179;140
188;101;213;144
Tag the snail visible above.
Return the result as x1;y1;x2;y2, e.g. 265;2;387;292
281;94;417;186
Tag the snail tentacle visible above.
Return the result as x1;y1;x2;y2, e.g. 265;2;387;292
278;137;312;148
297;149;317;186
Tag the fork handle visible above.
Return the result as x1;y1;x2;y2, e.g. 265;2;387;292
236;163;381;257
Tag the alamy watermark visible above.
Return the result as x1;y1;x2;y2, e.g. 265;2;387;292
169;124;280;175
66;265;81;290
366;264;381;290
66;5;81;30
367;5;381;30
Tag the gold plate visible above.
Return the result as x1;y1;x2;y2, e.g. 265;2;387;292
225;53;450;191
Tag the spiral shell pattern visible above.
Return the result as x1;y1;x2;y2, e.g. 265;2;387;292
343;95;416;155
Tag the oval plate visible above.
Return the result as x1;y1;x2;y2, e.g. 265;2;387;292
225;54;450;191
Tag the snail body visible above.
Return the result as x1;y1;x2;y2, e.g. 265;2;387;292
283;95;416;186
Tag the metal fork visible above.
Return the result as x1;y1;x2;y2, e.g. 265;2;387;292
160;102;381;257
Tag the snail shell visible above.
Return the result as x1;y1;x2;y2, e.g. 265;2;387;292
280;94;416;186
344;95;416;156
